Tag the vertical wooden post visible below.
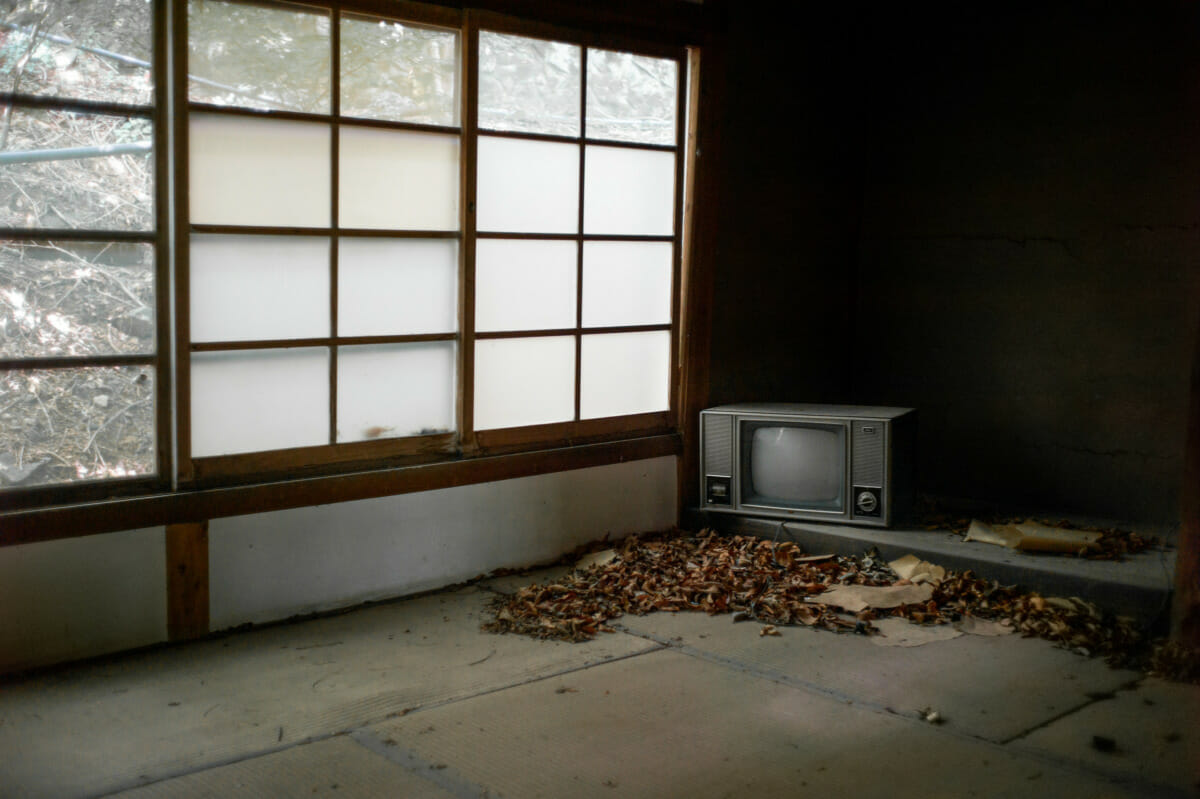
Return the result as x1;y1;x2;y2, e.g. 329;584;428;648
676;23;726;523
166;522;210;641
1173;312;1200;647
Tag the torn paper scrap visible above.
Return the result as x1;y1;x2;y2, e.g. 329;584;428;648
1012;522;1101;553
810;582;934;613
889;554;947;585
575;549;617;571
964;520;1022;548
953;616;1014;636
964;519;1101;554
869;617;963;647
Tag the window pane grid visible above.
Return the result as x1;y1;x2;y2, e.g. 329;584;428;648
184;3;463;459
471;32;681;433
1;0;164;497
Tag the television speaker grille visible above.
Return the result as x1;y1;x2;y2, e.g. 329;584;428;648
852;421;884;487
703;414;733;476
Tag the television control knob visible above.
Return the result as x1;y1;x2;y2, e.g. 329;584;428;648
856;491;878;514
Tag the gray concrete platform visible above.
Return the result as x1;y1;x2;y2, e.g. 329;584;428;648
690;512;1177;629
0;570;1195;799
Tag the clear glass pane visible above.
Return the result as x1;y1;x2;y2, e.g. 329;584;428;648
189;113;330;228
191;347;328;457
339;127;458;231
478;32;579;137
476;136;578;234
0;108;153;231
188;0;330;114
475;239;576;332
586;49;677;146
0;0;153;105
1;240;154;359
474;336;574;430
0;365;155;488
582;241;672;328
341;16;458;126
190;235;329;343
338;238;456;337
580;330;670;419
583;145;675;235
337;342;455;443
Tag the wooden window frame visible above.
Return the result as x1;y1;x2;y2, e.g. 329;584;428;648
0;6;171;509
177;0;690;489
1;0;715;543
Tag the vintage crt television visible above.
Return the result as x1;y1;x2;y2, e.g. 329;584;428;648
700;403;916;527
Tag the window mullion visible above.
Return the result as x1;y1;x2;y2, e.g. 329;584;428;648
573;47;588;424
458;12;480;453
329;1;342;447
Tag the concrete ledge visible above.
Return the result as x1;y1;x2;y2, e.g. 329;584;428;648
685;510;1176;630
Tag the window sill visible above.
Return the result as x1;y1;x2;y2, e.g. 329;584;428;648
0;432;681;547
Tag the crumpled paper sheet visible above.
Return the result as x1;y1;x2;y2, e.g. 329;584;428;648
889;554;946;585
965;519;1101;553
811;582;934;613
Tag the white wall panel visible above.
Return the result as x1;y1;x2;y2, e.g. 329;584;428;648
0;527;166;673
209;457;676;629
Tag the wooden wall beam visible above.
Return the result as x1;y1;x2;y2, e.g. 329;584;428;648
166;522;209;641
1173;311;1200;646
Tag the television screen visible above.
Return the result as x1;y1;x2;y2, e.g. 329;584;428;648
742;422;845;511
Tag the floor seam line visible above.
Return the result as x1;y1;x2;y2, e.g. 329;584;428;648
999;676;1146;745
611;626;1194;797
348;729;504;799
90;643;662;799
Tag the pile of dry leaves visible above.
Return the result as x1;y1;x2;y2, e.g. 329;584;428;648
481;529;1148;669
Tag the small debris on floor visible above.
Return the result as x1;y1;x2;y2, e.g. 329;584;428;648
480;529;1160;675
919;707;944;724
1090;735;1117;753
760;624;781;637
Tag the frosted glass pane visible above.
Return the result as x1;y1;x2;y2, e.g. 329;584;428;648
338;239;457;337
476;137;578;234
190;114;330;227
337;343;455;442
582;242;672;327
341;16;459;125
586;49;677;146
475;336;574;430
478;32;580;137
475;240;576;332
583;146;675;236
580;331;670;419
339;127;459;230
188;0;331;114
191;235;329;342
191;348;328;457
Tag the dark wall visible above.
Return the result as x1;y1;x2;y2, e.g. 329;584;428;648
706;2;1200;525
851;4;1200;523
705;3;861;406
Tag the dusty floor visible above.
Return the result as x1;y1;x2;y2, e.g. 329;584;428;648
1;566;1197;799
